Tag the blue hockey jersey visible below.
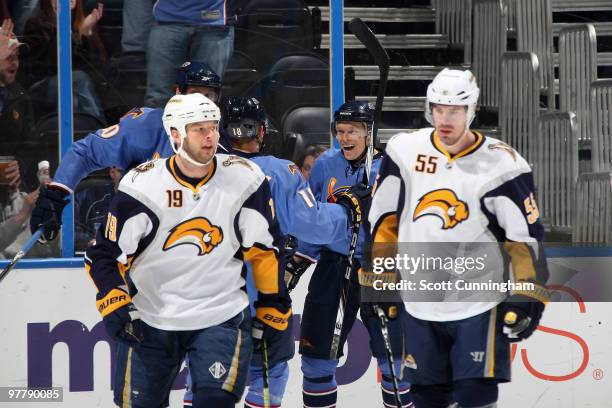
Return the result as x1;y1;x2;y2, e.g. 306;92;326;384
235;151;349;246
298;147;382;260
52;107;231;193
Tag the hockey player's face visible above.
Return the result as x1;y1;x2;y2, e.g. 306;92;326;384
432;104;468;146
182;121;220;164
336;122;367;161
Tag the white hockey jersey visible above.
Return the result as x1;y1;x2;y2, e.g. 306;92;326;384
86;154;285;331
369;128;547;321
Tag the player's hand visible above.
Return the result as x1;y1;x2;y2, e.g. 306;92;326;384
252;295;292;350
500;284;549;342
284;254;314;292
98;288;144;347
29;186;69;241
334;183;373;227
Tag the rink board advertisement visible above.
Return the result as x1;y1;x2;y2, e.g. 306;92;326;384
0;258;611;407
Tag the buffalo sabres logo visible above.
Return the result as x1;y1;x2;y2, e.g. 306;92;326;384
131;160;156;182
223;155;253;170
163;217;223;255
488;142;517;161
413;189;469;229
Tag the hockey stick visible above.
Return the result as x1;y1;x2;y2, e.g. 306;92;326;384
0;228;43;284
341;19;402;406
348;17;390;184
329;216;361;360
262;339;271;408
374;306;403;408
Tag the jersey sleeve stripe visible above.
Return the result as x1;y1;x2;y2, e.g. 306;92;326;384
503;241;538;282
372;213;399;243
243;245;280;294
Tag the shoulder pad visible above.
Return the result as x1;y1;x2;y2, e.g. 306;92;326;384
127;158;162;183
221;155;255;170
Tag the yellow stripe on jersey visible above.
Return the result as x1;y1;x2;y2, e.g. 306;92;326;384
222;328;243;393
168;155;216;193
373;213;398;243
432;131;484;162
243;246;279;294
96;288;132;317
118;255;135;280
503;241;537;282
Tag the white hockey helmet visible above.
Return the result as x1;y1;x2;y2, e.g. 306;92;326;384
425;68;480;127
163;93;221;166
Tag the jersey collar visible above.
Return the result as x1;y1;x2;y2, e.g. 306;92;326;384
166;155;217;193
430;130;485;163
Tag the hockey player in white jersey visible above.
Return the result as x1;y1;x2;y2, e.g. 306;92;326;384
85;93;291;408
368;69;549;408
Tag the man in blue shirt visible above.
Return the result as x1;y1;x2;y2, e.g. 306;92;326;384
145;1;237;107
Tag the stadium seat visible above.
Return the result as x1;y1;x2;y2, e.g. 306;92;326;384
260;53;329;128
281;105;331;161
222;51;260;98
236;0;319;73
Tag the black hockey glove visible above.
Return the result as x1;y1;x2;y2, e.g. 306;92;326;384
97;287;144;347
252;294;292;350
334;183;373;227
30;186;69;241
500;283;549;342
284;254;314;292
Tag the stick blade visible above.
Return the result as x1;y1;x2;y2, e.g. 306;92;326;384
348;18;390;70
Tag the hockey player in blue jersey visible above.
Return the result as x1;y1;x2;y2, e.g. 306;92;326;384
298;101;413;408
184;96;366;408
29;61;229;241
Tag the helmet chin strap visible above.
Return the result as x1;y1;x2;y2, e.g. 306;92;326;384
176;138;217;167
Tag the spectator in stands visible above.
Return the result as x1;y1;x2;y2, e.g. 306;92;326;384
0;19;22;59
21;0;106;121
0;28;36;184
0;159;58;258
297;144;326;180
113;0;153;70
144;0;236;108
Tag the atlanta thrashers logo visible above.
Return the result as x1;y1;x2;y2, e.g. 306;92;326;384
163;217;223;255
412;188;469;229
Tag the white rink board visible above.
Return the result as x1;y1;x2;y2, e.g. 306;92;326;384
0;264;611;408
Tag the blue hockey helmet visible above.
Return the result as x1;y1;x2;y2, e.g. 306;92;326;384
332;100;374;134
176;61;222;99
223;96;268;141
